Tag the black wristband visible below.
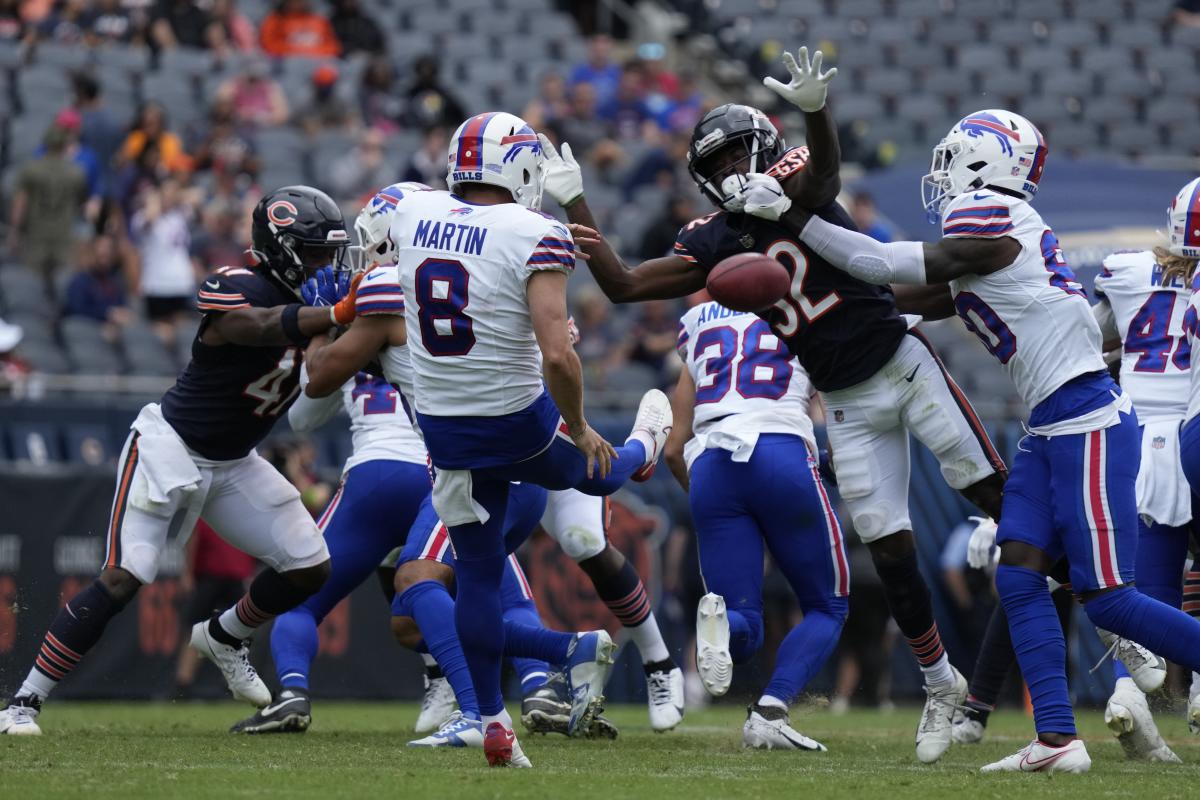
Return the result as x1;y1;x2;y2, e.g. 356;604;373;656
281;303;309;345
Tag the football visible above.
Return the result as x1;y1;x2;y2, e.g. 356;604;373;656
705;252;790;312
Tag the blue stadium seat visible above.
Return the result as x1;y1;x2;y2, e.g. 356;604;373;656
7;421;64;464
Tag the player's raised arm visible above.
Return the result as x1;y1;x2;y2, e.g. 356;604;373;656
538;133;706;303
762;46;841;208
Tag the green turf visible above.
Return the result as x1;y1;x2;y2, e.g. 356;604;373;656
2;702;1199;798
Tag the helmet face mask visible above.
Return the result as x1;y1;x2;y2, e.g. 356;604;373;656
687;103;785;212
251;185;349;295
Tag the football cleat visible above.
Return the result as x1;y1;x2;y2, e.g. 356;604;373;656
646;666;685;732
1189;675;1200;735
230;688;311;734
522;673;618;738
1095;628;1166;693
1104;678;1181;763
743;705;826;751
915;667;967;764
980;738;1091;774
484;721;532;768
190;619;271;708
950;710;985;745
415;674;457;733
0;696;42;736
564;630;615;736
629;389;672;482
408;711;483;748
696;593;732;697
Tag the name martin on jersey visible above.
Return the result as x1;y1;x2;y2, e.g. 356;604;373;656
412;218;488;255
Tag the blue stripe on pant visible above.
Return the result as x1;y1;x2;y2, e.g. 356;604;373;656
688;434;848;703
271;460;431;690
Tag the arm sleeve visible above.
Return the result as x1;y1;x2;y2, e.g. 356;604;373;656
798;215;927;285
288;366;344;432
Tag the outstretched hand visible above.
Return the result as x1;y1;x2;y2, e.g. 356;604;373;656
538;133;585;208
763;46;838;113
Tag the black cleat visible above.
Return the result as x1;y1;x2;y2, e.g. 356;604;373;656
230;688;312;734
520;672;618;739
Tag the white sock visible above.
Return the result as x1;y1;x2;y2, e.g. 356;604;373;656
1114;676;1140;693
756;694;787;711
482;709;513;730
921;653;954;687
626;431;656;464
630;613;670;665
420;652;438;668
20;671;55;701
217;606;255;641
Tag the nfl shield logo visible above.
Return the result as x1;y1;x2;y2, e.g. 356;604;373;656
834;410;844;423
1152;436;1166;450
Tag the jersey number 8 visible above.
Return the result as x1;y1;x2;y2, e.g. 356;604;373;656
415;258;476;357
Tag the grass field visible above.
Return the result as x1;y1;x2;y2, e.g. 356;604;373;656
3;701;1200;798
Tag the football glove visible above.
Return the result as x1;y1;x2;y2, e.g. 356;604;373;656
300;266;350;308
538;133;585;207
763;46;838;113
966;515;999;570
330;271;364;326
738;173;792;221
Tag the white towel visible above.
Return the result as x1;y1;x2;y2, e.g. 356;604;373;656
432;468;492;527
129;403;202;508
1136;418;1192;528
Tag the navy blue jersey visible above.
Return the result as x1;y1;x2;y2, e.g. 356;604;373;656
160;266;302;460
674;153;907;391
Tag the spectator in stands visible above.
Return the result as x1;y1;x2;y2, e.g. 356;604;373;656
49;109;103;223
70;73;123;197
359;54;403;132
188;96;259;180
326;127;391;202
659;69;704;133
571;284;624;385
0;1;29;44
404;54;466;130
129;177;200;345
402;125;448;189
599;61;653;140
329;0;383;55
215;59;290;128
621;129;689;200
623;298;682;383
554;81;624;173
569;34;622;107
63;233;133;342
849;190;899;243
207;0;256;55
263;437;332;516
260;0;340;59
121;102;191;174
191;199;246;270
522;72;571;131
113;143;166;222
638;193;696;261
1174;0;1200;26
294;63;360;135
36;0;88;43
8;125;87;297
150;0;212;50
82;0;139;45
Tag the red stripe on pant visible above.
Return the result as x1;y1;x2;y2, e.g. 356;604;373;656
106;434;141;569
1086;430;1119;588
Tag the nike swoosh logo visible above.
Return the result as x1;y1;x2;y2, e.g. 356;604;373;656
904;365;920;382
365;270;386;281
973;193;990;200
1020;747;1072;770
205;280;220;289
261;696;306;716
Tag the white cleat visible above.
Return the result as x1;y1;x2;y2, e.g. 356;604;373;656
980;737;1091;773
743;707;827;751
1105;678;1181;762
950;710;985;745
629;389;672;482
646;667;685;732
696;593;732;697
189;620;271;708
408;711;483;748
1189;674;1200;735
1096;628;1166;693
484;721;532;768
415;675;457;733
915;667;967;763
564;630;615;736
0;698;42;736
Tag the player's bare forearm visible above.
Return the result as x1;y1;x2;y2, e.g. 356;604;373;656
565;198;704;302
923;237;1021;283
543;349;587;431
780;106;841;208
207;305;334;347
893;283;956;320
304;315;391;397
664;369;696;491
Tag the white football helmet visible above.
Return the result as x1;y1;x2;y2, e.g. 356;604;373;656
922;109;1047;223
354;181;432;269
446;111;543;209
1167;176;1200;258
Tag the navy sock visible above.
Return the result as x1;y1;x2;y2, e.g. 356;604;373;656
396;580;480;717
502;598;552;692
270;609;319;690
873;551;948;672
1085;585;1200;673
763;599;846;704
967;604;1015;708
591;557;652;628
23;579;123;698
996;565;1075;736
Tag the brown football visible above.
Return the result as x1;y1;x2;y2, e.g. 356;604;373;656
705;252;790;312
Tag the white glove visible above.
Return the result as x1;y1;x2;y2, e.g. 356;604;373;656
763;46;838;113
966;515;999;570
738;172;792;221
537;133;584;207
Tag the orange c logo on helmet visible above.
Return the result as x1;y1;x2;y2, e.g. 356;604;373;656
267;200;299;227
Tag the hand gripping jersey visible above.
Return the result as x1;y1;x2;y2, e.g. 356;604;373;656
161;266;302;460
1184;273;1200;425
1094;251;1192;424
678;301;816;469
673;147;908;393
390;190;576;417
943;190;1107;414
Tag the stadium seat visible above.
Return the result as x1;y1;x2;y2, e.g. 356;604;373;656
1109;20;1167;50
33;41;90;70
7;421;63;464
1037;70;1093;99
1145;96;1198;127
1072;0;1128;23
1047;20;1101;50
892;44;947;72
157;47;214;77
1016;47;1071;73
62;423;114;466
1106;122;1162;155
860;70;915;98
927;19;980;47
61;317;124;374
120;321;179;378
12;338;70;374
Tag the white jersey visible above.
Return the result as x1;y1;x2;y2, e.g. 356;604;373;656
1094;250;1191;424
943;190;1107;418
677;301;815;469
390;190;576;417
1186;275;1200;424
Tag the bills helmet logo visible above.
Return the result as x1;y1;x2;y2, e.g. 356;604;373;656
500;130;541;164
267;200;298;227
960;113;1020;157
